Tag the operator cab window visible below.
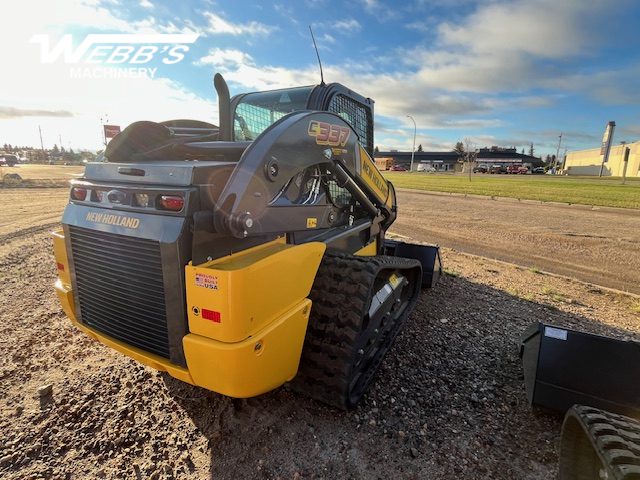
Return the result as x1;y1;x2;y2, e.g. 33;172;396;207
233;86;314;141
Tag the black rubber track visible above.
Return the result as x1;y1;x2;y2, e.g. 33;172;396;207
558;405;640;480
289;250;422;410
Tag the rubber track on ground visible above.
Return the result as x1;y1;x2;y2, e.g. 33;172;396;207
289;250;421;410
559;405;640;479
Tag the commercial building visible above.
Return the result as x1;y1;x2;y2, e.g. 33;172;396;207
563;142;639;177
376;146;542;172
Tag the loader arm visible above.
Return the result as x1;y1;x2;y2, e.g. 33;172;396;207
213;110;396;251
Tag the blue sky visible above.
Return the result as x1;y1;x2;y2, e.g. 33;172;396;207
1;0;639;159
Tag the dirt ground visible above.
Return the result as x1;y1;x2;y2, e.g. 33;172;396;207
0;164;85;180
394;189;640;295
0;184;638;479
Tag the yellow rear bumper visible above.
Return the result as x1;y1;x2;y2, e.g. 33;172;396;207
53;231;324;398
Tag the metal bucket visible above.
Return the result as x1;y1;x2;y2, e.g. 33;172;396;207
384;240;442;288
519;322;640;417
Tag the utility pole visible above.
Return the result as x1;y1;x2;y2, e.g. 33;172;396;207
100;115;109;147
407;115;416;172
554;133;562;174
39;125;46;164
621;143;630;185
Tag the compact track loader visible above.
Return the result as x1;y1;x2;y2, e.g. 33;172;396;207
53;74;438;409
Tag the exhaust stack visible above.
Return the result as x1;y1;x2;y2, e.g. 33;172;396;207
214;73;231;141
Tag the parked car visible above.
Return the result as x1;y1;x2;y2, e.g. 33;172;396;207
389;165;408;171
532;167;546;174
507;164;528;174
473;164;488;173
0;154;19;167
489;164;507;174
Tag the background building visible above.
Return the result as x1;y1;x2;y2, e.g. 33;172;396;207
375;151;460;171
475;147;542;169
563;142;639;177
376;146;542;172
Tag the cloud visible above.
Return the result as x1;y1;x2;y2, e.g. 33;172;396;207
375;0;637;104
274;4;299;25
437;0;593;59
195;49;321;91
0;107;75;119
201;12;277;37
4;0;199;37
0;72;218;150
616;125;640;142
359;0;401;21
321;34;335;44
314;19;361;35
196;49;255;68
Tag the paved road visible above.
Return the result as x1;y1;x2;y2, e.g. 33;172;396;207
392;189;640;295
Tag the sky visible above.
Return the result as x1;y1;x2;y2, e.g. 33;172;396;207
1;0;639;159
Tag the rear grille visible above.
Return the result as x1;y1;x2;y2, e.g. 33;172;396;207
69;225;170;359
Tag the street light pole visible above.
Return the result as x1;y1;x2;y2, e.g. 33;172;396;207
406;116;416;172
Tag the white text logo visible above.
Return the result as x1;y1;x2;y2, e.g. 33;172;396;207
30;34;199;64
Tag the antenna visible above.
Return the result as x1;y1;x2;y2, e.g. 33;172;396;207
309;26;325;86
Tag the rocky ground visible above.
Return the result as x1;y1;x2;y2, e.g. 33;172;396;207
1;186;639;479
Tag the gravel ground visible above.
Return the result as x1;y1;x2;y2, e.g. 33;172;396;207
1;187;639;479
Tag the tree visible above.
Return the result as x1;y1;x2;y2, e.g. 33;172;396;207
52;144;60;154
463;138;477;181
521;148;525;155
528;142;535;157
453;141;465;156
374;146;379;154
417;144;423;152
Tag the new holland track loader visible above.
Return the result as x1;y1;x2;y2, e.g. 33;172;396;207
53;74;440;410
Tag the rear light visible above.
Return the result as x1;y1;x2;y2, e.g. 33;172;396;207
56;262;65;271
134;193;149;207
159;195;184;211
71;187;87;201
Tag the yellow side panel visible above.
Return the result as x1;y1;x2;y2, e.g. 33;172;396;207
183;299;311;398
54;279;76;322
52;230;72;286
53;230;76;319
186;239;326;343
